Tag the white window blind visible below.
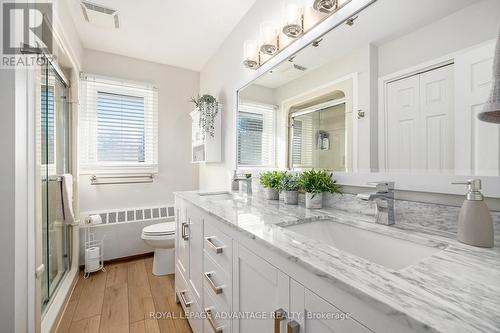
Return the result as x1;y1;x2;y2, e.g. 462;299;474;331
237;102;276;167
79;74;158;174
291;116;313;167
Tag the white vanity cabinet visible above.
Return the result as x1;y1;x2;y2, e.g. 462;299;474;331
175;197;418;333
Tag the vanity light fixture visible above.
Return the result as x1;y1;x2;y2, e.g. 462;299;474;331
313;0;337;13
243;40;260;69
259;22;279;55
283;1;304;38
241;0;352;69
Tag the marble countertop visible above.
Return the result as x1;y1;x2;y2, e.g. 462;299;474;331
175;190;500;333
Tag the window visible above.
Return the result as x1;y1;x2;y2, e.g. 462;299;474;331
79;74;158;174
237;102;276;167
41;85;55;166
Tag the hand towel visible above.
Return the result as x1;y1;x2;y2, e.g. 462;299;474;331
61;174;75;224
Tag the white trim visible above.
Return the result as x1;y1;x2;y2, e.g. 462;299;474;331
290;98;346;118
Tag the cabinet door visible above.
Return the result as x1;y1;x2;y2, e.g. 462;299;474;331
187;204;204;303
233;244;289;333
175;200;189;278
303;288;371;333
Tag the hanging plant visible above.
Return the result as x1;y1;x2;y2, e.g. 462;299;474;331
190;94;219;138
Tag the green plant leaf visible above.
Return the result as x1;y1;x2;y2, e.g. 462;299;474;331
298;169;342;194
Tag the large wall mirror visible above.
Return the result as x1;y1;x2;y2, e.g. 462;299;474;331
236;0;500;192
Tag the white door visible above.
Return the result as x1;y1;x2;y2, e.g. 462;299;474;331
386;74;420;172
386;65;454;173
455;40;499;176
419;65;454;173
175;199;189;278
233;244;289;333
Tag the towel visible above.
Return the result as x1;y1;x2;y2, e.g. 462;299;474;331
61;174;75;224
48;178;64;223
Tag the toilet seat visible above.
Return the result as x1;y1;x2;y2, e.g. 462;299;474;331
142;222;175;237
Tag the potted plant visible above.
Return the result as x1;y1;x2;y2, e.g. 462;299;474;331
259;171;284;200
299;169;341;209
189;94;219;138
280;172;301;205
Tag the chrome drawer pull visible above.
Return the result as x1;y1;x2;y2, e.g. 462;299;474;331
178;290;193;308
274;308;287;333
181;222;189;241
204;271;223;294
205;308;223;333
206;236;224;254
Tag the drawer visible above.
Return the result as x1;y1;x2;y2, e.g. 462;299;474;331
175;266;203;333
203;283;231;333
305;288;371;333
204;216;233;275
204;252;232;309
175;265;194;312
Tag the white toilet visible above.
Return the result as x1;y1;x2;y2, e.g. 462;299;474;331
141;222;176;276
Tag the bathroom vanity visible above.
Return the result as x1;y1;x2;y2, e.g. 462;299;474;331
174;191;500;333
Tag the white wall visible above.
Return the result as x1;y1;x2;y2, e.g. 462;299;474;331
199;0;289;191
378;0;500;76
79;50;200;213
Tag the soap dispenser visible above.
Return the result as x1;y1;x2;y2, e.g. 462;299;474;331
453;179;494;248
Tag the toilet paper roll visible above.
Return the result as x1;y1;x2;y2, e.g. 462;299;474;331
86;258;100;272
86;246;100;259
87;214;102;225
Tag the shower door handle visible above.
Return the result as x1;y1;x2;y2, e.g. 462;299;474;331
181;222;189;241
35;264;45;279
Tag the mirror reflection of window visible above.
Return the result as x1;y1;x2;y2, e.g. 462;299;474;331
237;103;276;167
290;102;347;171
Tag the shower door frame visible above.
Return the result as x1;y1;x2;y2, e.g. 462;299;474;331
39;53;71;317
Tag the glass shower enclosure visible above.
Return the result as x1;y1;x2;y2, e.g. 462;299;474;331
40;58;71;312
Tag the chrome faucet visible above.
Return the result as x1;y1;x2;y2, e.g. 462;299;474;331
357;181;395;226
232;171;253;195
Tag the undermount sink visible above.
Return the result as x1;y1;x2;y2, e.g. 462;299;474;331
283;219;443;270
197;191;233;200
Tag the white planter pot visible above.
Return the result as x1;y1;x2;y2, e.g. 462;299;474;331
305;192;323;209
264;188;279;200
283;191;298;205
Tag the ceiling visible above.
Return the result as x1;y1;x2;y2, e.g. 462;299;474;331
67;0;256;71
253;0;480;88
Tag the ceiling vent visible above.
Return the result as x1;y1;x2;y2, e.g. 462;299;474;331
81;1;120;29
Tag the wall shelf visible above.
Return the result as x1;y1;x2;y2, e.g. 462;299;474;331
190;106;222;163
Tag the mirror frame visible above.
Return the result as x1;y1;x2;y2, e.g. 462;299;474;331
234;0;500;198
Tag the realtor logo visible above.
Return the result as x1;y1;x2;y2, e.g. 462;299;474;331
1;1;53;67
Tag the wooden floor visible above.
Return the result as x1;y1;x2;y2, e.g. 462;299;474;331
55;256;192;333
